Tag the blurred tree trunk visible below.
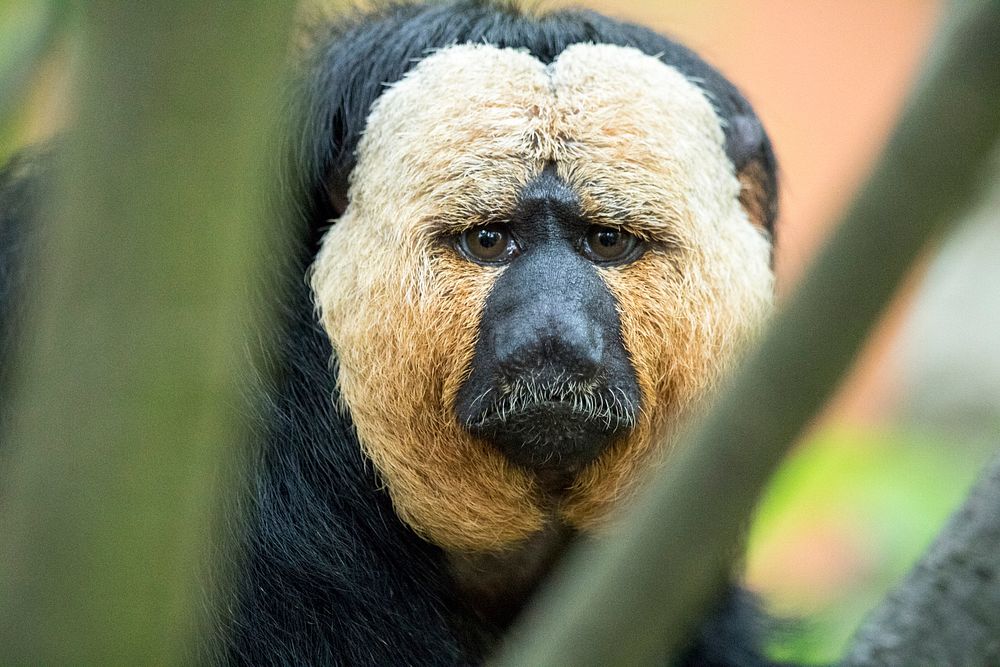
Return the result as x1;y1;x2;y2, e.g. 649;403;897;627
895;154;1000;447
0;3;294;664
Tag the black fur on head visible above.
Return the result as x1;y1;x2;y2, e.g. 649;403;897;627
287;0;778;253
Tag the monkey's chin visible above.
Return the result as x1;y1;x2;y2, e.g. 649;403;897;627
467;402;629;484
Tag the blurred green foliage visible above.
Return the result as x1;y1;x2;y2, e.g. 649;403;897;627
749;427;986;663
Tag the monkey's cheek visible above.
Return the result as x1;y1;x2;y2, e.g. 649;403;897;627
556;269;722;531
560;275;773;532
361;423;546;551
331;325;548;551
323;271;547;552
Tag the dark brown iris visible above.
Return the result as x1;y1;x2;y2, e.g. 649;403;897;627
459;225;517;263
583;225;639;263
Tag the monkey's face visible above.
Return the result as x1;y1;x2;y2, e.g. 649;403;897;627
312;44;773;552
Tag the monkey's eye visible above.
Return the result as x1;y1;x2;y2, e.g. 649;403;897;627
457;224;518;264
582;225;640;263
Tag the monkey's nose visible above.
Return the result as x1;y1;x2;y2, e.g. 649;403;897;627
493;305;605;378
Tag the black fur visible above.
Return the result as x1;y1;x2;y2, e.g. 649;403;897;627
220;275;487;665
1;2;784;665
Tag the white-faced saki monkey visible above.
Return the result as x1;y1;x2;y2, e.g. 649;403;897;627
0;1;782;664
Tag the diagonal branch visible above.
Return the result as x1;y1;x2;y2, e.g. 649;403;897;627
496;0;1000;664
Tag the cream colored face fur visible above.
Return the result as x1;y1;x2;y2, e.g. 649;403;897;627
311;43;773;552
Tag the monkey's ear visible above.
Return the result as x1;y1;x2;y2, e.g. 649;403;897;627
725;114;778;235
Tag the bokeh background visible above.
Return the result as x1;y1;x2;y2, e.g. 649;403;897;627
4;1;998;663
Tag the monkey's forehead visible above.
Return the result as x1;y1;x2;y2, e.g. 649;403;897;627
348;43;740;239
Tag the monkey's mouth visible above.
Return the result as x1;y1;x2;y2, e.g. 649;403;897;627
461;379;638;475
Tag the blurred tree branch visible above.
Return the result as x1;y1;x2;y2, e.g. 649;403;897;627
0;3;294;664
497;0;1000;664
